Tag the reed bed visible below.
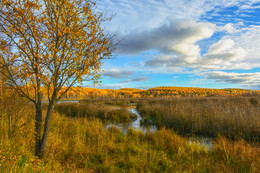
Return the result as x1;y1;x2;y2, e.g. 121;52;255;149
55;102;136;123
1;111;259;172
0;97;259;172
137;96;260;141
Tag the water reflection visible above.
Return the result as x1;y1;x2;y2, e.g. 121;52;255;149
57;100;79;104
43;100;79;104
104;108;157;134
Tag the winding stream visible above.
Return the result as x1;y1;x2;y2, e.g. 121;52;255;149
103;107;157;134
104;106;214;150
55;100;214;150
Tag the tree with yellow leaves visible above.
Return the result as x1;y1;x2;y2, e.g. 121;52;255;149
0;0;113;158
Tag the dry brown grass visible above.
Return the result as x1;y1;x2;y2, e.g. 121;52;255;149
0;96;259;172
55;102;136;123
137;96;260;140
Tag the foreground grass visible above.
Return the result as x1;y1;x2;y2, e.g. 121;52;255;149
137;97;260;141
1;109;259;172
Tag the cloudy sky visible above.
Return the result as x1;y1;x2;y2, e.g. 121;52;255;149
94;0;260;90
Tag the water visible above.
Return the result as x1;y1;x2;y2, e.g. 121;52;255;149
57;100;79;104
43;100;79;104
104;107;214;150
104;108;157;134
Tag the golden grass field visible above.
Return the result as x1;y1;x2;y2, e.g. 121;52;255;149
0;93;259;172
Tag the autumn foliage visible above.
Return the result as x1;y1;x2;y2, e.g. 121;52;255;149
0;0;113;158
53;86;260;100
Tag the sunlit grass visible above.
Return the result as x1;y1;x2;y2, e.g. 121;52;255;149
55;102;136;123
137;96;260;141
0;97;259;172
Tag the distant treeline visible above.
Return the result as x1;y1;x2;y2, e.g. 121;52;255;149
1;86;259;100
58;86;260;99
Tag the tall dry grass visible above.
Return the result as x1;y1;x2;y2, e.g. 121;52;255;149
137;96;260;140
1;110;259;172
55;102;136;123
0;96;259;172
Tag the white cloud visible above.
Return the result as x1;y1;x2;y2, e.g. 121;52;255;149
218;23;238;33
145;25;260;72
201;26;260;71
100;0;260;73
118;19;215;58
232;26;260;63
97;0;260;89
171;20;215;63
200;38;247;70
102;69;134;78
204;71;260;89
207;39;235;54
145;37;247;71
98;0;260;32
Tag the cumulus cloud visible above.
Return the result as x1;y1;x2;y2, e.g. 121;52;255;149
200;38;247;70
145;38;246;70
102;69;134;78
204;71;260;89
101;0;260;74
200;26;260;70
98;0;260;89
207;39;235;54
119;19;215;58
145;25;260;71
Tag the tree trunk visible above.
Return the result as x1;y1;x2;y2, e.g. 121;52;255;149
35;101;42;157
35;66;43;157
39;99;55;158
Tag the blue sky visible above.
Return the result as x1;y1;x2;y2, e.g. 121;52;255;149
93;0;260;90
